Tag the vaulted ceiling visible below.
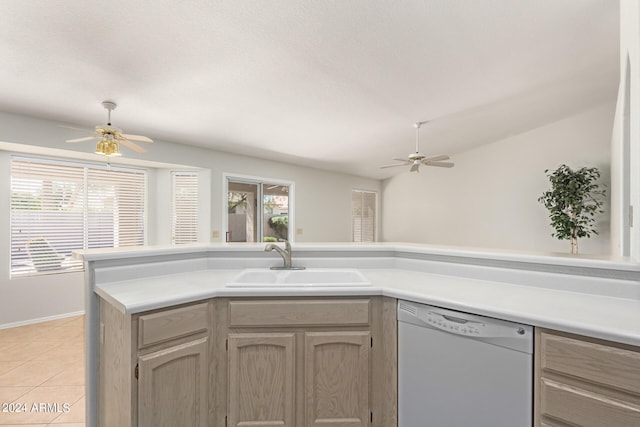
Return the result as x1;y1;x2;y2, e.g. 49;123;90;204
0;0;619;179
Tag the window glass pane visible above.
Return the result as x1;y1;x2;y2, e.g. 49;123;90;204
227;181;258;242
11;161;85;275
10;157;147;278
263;184;289;242
88;168;146;248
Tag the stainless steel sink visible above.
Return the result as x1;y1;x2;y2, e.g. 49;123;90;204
226;268;371;287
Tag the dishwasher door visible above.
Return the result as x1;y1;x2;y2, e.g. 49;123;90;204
398;300;533;427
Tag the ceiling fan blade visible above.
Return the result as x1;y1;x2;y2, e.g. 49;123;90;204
424;161;455;168
66;136;99;143
423;154;449;162
410;163;420;172
118;138;147;153
380;163;409;169
391;157;410;163
122;133;153;143
58;125;94;133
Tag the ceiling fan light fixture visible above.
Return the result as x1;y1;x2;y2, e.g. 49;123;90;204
95;139;106;155
95;139;122;157
109;141;122;157
65;100;152;157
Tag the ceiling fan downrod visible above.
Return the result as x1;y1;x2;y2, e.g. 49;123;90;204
414;120;428;153
102;101;117;126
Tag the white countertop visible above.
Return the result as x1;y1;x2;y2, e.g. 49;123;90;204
96;266;640;347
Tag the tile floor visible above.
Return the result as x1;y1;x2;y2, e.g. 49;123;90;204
0;315;85;426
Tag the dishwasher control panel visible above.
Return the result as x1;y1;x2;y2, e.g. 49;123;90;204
420;310;487;336
397;300;533;352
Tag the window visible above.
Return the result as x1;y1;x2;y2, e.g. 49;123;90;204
225;175;293;243
10;157;147;277
352;190;376;242
171;171;199;244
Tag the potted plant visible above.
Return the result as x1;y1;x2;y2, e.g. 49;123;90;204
538;164;606;254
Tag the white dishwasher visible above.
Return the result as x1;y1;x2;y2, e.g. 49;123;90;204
398;300;533;427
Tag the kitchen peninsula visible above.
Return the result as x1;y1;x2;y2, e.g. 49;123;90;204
79;243;640;426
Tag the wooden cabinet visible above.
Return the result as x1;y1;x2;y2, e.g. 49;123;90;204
535;328;640;427
98;296;397;427
99;300;212;427
218;297;397;427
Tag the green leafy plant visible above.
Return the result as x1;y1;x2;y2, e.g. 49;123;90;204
538;164;606;254
267;215;288;240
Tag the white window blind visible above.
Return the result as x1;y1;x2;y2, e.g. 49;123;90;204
352;190;376;243
172;171;199;244
10;157;147;277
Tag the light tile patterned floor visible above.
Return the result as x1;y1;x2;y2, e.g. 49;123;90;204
0;316;85;426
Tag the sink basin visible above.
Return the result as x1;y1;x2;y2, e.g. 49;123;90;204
226;268;371;287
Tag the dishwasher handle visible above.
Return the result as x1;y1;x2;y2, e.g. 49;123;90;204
441;314;477;324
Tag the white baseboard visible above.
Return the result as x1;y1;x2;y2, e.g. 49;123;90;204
0;310;85;330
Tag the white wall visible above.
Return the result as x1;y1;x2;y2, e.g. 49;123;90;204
382;103;615;255
613;0;640;261
0;112;380;326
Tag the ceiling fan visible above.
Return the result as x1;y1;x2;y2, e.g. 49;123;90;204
381;121;454;172
63;101;153;157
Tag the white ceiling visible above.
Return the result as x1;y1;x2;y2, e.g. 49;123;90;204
0;0;619;179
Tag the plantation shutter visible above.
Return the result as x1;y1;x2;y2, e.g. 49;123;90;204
352;190;376;243
172;172;199;244
10;157;146;277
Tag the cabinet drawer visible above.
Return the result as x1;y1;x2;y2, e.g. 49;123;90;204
541;332;640;395
138;303;208;348
540;378;640;427
228;299;370;327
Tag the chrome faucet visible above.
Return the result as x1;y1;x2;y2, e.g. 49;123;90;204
264;239;304;270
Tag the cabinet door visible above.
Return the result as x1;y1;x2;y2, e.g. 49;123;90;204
228;333;296;427
305;331;370;427
138;337;208;427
